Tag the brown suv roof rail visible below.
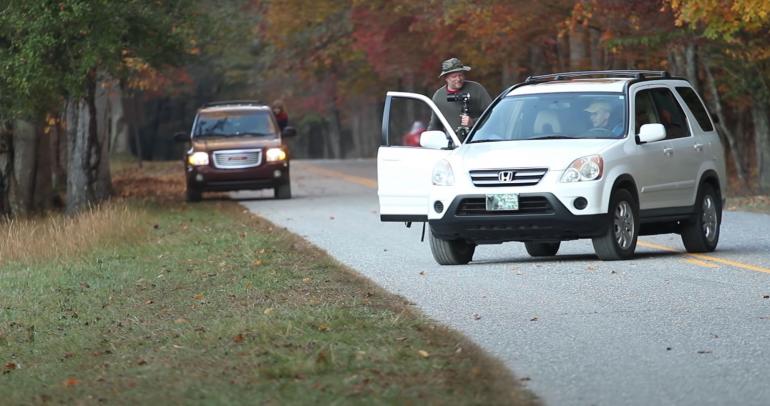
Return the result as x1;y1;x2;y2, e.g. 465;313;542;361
202;100;264;108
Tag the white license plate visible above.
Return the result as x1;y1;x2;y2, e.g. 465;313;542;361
486;193;519;211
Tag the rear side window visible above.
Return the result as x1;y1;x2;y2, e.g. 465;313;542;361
650;88;690;139
676;87;714;131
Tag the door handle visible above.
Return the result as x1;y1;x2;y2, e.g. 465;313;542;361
663;147;674;156
693;143;704;152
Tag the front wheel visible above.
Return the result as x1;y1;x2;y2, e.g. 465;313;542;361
186;186;202;202
428;227;475;265
681;183;721;252
274;182;292;199
524;241;560;257
592;189;639;260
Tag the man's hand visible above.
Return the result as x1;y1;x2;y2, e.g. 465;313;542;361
460;114;471;127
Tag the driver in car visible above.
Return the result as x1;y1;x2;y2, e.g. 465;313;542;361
585;101;623;136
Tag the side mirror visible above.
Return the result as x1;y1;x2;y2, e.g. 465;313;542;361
174;131;189;143
282;126;297;137
420;130;451;149
638;123;666;143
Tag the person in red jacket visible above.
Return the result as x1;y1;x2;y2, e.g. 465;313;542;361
272;99;289;131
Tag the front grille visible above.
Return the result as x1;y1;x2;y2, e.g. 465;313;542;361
455;196;553;216
469;168;548;187
212;149;262;169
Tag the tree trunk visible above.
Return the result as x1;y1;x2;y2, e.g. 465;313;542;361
568;23;588;70
0;122;12;216
703;61;748;190
94;77;112;201
109;82;130;154
66;76;104;214
10;120;37;216
752;99;770;192
685;43;699;93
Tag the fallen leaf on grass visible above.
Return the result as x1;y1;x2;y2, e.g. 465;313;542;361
318;323;330;332
64;377;79;387
252;259;263;267
4;362;17;373
263;308;274;315
174;318;188;324
302;277;311;283
418;350;430;358
193;293;205;301
137;359;147;366
233;334;244;343
145;300;154;305
395;337;408;342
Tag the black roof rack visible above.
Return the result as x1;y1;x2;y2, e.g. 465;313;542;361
202;100;265;108
525;70;671;84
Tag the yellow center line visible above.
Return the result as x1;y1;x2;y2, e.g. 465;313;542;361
684;258;719;268
638;240;770;274
301;163;377;189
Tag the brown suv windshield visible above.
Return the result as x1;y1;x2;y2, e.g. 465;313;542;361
193;110;278;139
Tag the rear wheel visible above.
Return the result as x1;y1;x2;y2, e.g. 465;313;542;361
592;188;638;260
681;183;720;252
274;182;292;199
428;227;475;265
186;185;202;202
524;241;560;257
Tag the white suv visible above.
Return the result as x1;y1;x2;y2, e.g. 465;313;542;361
377;70;726;265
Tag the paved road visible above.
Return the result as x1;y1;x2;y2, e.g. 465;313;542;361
235;159;770;406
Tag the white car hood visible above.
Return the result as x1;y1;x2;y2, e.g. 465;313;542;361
458;138;621;170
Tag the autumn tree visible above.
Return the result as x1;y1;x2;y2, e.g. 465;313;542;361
0;0;200;215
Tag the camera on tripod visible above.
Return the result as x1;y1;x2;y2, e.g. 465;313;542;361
447;92;472;138
446;92;471;105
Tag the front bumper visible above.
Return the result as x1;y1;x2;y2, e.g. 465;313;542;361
429;193;609;244
186;161;289;191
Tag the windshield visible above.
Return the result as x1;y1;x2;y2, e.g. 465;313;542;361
193;110;278;139
469;92;626;143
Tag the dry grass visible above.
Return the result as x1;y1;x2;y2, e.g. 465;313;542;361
0;203;145;265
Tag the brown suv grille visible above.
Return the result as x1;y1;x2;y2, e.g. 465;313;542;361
469;168;547;187
212;149;262;169
455;196;553;216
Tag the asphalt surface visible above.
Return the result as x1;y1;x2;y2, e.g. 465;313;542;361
234;159;770;406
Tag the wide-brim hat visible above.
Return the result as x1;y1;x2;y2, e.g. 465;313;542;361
439;57;471;78
585;102;611;113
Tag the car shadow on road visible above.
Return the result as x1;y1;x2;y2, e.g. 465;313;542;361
472;250;682;265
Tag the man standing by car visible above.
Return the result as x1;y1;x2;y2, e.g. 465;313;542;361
428;57;492;140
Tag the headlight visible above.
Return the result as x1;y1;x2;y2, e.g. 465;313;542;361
560;155;603;183
187;151;209;166
432;159;455;186
265;148;286;162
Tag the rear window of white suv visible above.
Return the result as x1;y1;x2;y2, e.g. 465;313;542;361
470;92;626;142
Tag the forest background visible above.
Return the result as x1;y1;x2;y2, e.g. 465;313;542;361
1;0;769;218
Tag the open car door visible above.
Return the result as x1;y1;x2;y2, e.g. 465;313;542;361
377;91;461;222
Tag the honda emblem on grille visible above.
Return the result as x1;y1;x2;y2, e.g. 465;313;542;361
498;170;514;182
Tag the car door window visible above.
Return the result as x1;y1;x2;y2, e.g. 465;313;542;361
386;98;434;147
651;88;691;139
634;90;659;135
676;86;714;132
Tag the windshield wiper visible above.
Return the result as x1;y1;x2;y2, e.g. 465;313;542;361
528;135;578;140
468;138;507;144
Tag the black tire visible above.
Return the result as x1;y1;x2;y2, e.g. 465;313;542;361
524;241;560;257
592;188;639;260
274;182;292;199
428;227;475;265
681;183;721;253
186;186;202;202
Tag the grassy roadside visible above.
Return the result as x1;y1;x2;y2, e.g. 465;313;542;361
1;162;538;405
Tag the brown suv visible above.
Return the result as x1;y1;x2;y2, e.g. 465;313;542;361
175;101;296;201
